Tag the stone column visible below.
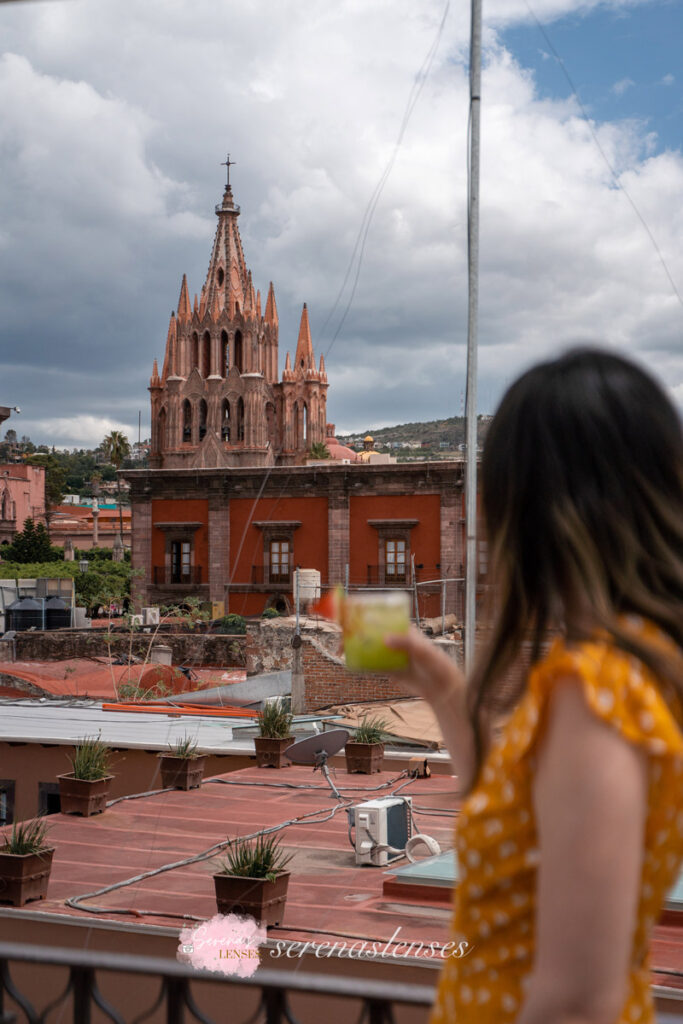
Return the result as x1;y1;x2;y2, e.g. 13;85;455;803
327;487;349;587
440;476;464;621
130;499;152;609
208;489;230;605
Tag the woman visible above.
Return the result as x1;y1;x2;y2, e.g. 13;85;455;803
388;348;683;1024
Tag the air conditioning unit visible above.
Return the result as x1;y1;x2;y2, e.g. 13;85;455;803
143;606;160;625
130;614;144;627
347;796;412;866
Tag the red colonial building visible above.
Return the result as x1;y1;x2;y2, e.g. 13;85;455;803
126;461;465;619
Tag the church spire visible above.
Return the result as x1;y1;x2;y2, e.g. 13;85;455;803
294;303;315;373
264;282;278;326
177;274;191;322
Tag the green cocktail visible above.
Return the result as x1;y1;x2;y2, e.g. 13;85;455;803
343;591;410;672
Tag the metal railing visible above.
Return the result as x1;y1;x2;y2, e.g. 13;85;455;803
364;565;442;586
0;941;435;1024
153;566;203;586
251;565;292;585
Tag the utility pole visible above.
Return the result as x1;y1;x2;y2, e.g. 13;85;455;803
464;0;482;674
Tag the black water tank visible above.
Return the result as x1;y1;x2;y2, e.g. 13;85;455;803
46;596;71;630
7;598;43;631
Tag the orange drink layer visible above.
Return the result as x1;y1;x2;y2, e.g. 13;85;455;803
342;592;410;672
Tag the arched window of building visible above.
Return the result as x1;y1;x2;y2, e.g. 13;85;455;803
237;397;245;442
198;400;208;441
303;402;308;446
191;333;199;372
201;332;211;378
158;407;167;451
293;400;300;449
265;402;276;449
221;399;231;442
182;400;192;443
234;331;243;374
221;330;228;377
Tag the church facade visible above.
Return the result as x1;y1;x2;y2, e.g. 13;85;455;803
149;179;327;470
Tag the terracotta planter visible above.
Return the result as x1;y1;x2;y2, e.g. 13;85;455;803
159;755;206;790
0;848;55;907
213;870;290;926
345;741;384;774
254;736;295;769
57;774;114;816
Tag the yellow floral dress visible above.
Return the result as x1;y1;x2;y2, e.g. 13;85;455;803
431;618;683;1024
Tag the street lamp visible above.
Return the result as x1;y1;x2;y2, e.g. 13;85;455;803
79;559;89;574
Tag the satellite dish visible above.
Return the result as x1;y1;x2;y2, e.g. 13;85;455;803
284;729;349;764
285;729;349;800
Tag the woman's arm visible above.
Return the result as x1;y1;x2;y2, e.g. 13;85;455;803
386;627;477;791
515;675;648;1024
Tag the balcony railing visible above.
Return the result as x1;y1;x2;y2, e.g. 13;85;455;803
251;564;292;585
0;941;436;1023
153;566;203;585
364;565;442;586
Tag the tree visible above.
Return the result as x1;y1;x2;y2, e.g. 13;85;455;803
25;454;67;535
101;431;131;541
2;518;58;563
308;441;331;460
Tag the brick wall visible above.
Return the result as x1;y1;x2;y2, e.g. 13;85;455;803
245;619;341;676
301;636;406;712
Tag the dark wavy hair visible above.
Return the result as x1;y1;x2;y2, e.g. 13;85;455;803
466;347;683;793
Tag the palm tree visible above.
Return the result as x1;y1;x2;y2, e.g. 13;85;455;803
102;431;131;542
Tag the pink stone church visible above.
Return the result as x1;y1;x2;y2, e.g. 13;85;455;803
148;178;328;469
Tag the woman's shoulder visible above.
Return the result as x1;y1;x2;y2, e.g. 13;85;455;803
526;617;683;758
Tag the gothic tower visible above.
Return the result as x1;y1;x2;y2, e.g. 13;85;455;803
149;174;328;469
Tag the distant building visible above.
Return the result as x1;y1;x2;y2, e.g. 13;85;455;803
0;463;46;545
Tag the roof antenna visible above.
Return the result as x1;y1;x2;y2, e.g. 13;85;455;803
284;729;349;801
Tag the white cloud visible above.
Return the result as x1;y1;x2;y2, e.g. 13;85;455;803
21;416;136;450
660;73;675;86
612;77;634;96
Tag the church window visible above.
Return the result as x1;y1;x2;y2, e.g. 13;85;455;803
201;332;211;378
182;400;192;443
237;395;245;440
303;402;308;445
199;400;208;441
191;333;199;372
269;540;290;583
221;400;231;442
234;331;243;373
221;330;228;377
158;407;167;451
217;267;225;287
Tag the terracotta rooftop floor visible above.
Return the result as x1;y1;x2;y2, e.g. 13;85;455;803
9;765;459;957
2;764;680;987
0;659;246;698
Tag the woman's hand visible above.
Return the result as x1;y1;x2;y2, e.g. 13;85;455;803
385;626;465;710
386;627;475;789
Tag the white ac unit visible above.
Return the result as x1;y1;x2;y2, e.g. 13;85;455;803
347;796;412;866
130;614;144;627
143;606;160;625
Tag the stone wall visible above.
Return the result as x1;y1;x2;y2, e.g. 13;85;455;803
301;636;406;712
245;618;342;676
12;630;246;667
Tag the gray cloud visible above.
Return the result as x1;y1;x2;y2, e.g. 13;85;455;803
0;0;681;448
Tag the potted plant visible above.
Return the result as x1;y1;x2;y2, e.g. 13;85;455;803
159;735;206;790
254;699;294;769
57;735;115;816
0;818;55;907
345;715;389;774
213;833;294;926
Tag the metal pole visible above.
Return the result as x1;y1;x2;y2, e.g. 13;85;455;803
464;0;482;675
344;563;349;595
441;580;446;636
295;567;300;636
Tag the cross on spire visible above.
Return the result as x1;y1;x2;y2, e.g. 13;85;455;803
221;153;236;187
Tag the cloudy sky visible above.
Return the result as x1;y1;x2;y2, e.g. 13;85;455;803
1;0;681;447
